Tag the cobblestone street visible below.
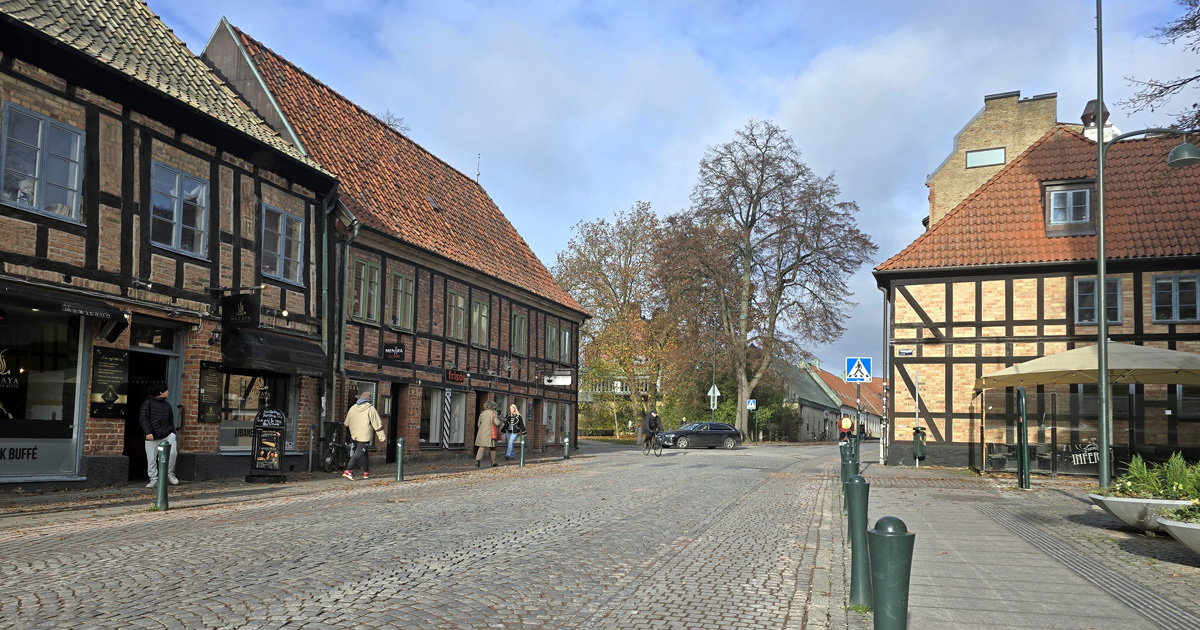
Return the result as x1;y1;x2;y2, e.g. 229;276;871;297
0;443;851;630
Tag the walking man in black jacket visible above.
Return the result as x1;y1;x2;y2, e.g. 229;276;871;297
139;383;178;487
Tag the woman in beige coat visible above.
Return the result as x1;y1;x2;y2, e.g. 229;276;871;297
474;400;501;467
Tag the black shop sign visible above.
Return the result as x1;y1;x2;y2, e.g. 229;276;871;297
89;347;128;418
383;343;405;362
221;293;260;331
198;361;223;423
251;407;286;472
446;369;467;384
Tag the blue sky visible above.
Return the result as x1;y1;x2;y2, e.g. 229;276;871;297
152;0;1195;377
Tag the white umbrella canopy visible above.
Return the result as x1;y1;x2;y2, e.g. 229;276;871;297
973;342;1200;391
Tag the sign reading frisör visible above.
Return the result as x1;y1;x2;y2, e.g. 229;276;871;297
251;407;286;472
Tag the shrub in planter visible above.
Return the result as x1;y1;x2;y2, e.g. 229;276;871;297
1090;453;1198;500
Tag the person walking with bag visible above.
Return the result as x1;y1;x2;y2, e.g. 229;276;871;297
343;388;385;480
474;400;501;467
502;403;526;461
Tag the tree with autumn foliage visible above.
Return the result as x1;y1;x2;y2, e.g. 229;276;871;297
659;119;876;438
553;202;674;421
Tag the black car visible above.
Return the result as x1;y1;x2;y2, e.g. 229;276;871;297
659;423;742;450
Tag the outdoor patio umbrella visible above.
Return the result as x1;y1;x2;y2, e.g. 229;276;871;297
973;341;1200;391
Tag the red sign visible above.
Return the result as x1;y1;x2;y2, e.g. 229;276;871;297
446;369;467;383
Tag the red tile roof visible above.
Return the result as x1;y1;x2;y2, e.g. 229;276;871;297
877;126;1200;273
813;368;885;416
231;27;584;314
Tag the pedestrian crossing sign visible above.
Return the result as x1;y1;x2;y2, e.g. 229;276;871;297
845;357;872;382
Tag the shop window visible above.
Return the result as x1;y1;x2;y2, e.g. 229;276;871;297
545;320;559;362
560;403;572;438
1;103;84;222
388;272;415;330
1153;275;1199;322
511;312;527;356
545;401;557;442
150;161;208;257
262;204;305;284
419;387;465;447
0;306;82;477
471;298;489;348
348;379;377;408
351;259;380;323
446;290;467;342
218;371;290;451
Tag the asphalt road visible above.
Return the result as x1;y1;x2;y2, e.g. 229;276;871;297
0;442;844;630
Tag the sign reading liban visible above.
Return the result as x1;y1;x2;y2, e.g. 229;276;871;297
845;357;872;382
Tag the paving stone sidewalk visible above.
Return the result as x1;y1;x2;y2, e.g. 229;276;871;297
847;463;1200;630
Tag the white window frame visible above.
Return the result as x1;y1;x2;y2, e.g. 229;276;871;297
1049;189;1090;225
1075;277;1121;325
351;258;381;323
1;103;85;222
150;161;208;257
262;204;305;285
389;271;415;330
965;147;1005;169
1153;275;1200;323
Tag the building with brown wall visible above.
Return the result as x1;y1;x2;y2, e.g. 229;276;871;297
0;0;338;487
203;20;587;464
877;117;1200;470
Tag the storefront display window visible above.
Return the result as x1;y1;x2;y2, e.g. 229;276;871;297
418;387;465;448
219;370;291;451
0;306;82;477
545;401;557;442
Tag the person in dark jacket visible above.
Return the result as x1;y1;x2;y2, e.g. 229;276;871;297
139;383;178;487
502;403;526;461
641;410;662;446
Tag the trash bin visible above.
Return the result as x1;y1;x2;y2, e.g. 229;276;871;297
912;426;926;461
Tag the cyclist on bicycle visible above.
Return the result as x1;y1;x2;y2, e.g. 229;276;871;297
642;409;662;446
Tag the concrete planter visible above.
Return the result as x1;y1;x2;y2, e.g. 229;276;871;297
1155;516;1200;555
1087;494;1190;533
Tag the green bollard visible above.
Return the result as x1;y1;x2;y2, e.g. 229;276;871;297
846;475;872;609
564;431;570;459
840;456;857;512
155;440;171;511
395;437;404;482
519;434;526;467
867;516;916;630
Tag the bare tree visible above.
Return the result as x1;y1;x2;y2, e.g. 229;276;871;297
376;108;411;135
660;119;876;437
553;202;672;418
1123;0;1200;128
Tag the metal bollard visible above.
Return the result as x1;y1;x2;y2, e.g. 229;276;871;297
867;516;916;630
846;475;872;609
840;455;857;512
155;440;171;511
564;432;571;459
519;434;526;467
395;437;404;482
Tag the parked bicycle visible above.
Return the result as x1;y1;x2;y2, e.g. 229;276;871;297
642;432;662;457
320;422;352;473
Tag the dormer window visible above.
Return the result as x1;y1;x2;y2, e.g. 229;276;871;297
1043;181;1095;237
1050;189;1089;224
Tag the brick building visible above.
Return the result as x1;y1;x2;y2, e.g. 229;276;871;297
0;0;337;487
202;21;587;462
876;101;1200;470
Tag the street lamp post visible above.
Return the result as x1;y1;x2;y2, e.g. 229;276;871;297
1095;0;1200;486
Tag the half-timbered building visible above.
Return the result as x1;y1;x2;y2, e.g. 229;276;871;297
875;117;1200;470
0;0;337;487
203;21;587;462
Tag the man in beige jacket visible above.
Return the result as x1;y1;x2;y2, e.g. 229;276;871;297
343;388;384;480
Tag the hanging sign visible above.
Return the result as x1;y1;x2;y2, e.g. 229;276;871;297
446;369;467;384
221;293;260;331
383;343;405;362
89;347;128;418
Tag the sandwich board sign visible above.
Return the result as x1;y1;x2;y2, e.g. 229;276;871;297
845;357;872;383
